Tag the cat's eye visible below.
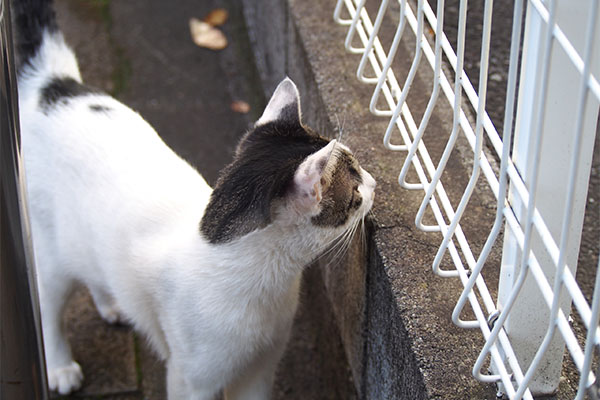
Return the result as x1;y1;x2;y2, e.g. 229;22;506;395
347;191;356;211
348;186;362;211
348;166;361;179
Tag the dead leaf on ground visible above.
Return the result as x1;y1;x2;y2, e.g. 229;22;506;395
230;100;251;114
203;8;229;26
189;18;227;50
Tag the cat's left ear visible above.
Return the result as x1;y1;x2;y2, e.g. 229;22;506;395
289;140;337;214
256;77;301;126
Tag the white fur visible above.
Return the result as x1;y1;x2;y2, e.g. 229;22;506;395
20;32;375;399
255;78;300;126
292;140;337;212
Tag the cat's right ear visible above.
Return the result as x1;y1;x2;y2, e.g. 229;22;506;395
289;140;337;215
256;77;301;126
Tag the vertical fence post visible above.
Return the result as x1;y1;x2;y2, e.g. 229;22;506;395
0;0;49;398
497;0;599;396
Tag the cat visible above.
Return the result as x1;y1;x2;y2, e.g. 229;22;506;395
13;0;376;398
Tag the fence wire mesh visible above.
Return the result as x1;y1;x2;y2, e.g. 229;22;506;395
334;0;600;398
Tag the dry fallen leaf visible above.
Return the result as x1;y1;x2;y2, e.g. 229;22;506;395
230;100;251;114
203;8;228;26
189;18;227;50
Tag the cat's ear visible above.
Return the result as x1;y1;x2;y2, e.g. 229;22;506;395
256;77;301;126
289;140;337;214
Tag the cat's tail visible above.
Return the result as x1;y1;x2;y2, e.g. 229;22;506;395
11;0;80;80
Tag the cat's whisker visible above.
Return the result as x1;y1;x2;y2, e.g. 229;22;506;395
310;222;353;263
337;114;346;143
302;230;345;264
329;231;351;261
360;215;367;252
315;226;354;260
333;112;347;142
320;215;362;268
333;222;361;265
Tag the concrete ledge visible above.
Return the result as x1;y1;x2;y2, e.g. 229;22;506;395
243;0;502;398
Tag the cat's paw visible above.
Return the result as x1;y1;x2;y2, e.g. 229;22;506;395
97;303;125;325
48;361;83;395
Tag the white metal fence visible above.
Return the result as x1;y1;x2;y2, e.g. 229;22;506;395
333;0;600;398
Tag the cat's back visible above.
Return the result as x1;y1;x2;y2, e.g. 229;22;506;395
21;77;211;234
16;31;212;269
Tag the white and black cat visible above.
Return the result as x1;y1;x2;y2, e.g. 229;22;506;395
14;0;376;398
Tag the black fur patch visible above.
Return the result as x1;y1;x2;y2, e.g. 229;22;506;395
12;0;59;68
312;151;363;227
277;103;300;126
40;77;100;110
89;104;112;113
200;119;329;244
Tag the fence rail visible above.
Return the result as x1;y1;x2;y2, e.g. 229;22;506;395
0;0;49;397
334;0;600;398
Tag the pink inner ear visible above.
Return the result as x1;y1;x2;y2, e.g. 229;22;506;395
313;182;321;202
291;140;337;213
292;172;321;212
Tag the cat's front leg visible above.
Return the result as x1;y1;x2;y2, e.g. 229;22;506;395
223;340;288;400
38;276;83;394
89;285;124;325
167;357;221;400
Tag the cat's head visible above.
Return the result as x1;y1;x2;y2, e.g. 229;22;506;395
200;78;375;250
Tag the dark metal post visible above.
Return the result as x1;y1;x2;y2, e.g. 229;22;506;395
0;0;49;398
